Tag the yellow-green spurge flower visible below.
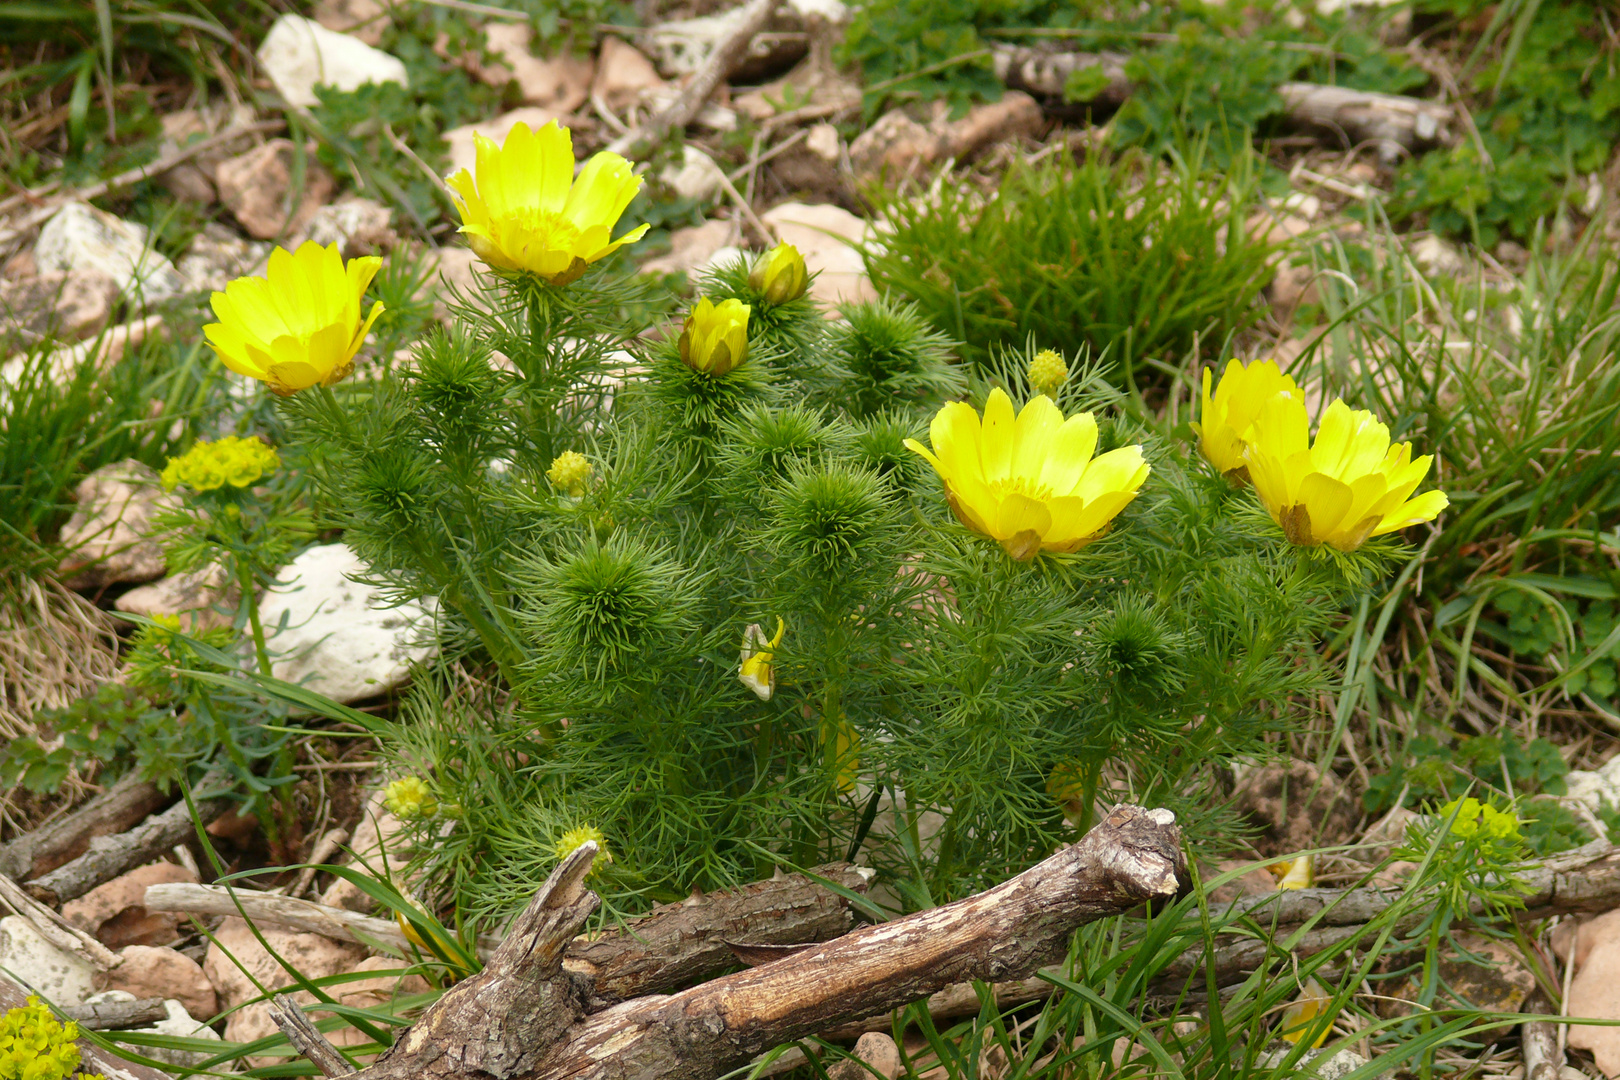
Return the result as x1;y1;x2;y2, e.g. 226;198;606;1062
680;297;751;376
1440;797;1520;842
1245;396;1447;553
447;119;648;285
161;436;280;493
906;388;1150;560
1193;358;1304;479
0;995;103;1080
205;241;384;396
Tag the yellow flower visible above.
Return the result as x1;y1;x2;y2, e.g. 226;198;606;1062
1270;853;1315;889
1027;349;1068;398
446;119;648;285
1245;396;1448;552
679;297;752;376
546;450;593;497
383;776;437;820
739;618;785;700
905;388;1150;560
552;824;612;876
1278;977;1333;1048
1192;358;1304;480
162;437;281;493
204;241;384;396
749;242;809;304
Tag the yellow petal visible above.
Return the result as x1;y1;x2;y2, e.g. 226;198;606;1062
1297;471;1354;540
1372;488;1448;535
1074;446;1148;504
1039;411;1099;495
994;492;1052;541
1010;394;1064;481
979;388;1016;483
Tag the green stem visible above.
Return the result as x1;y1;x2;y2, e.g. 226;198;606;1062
237;555;273;678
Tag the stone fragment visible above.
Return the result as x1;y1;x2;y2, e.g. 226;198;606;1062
1565;756;1620;815
0;267;120;352
102;945;217;1021
848;109;938;178
34;203;187;303
640;219;737;278
0;915;96;1005
938;91;1044;160
326;955;432;1053
1229;758;1357;857
443;107;564;179
1436;931;1536;1039
660;146;727;204
806;122;841;162
474;22;593;112
760;201;877;311
828;1031;902;1079
850;94;1043;178
319;784;410;913
258;543;438;704
1567;909;1620;1076
313;0;390;46
592;36;665;111
204;916;367;1014
295;195;398;257
215;139;338;241
643;7;803;82
1257;1047;1369;1079
62;861;198;949
1411;234;1467;277
85;991;223;1068
115;563;236;632
56;460;180;590
153;104;259;206
176;222;272;294
257;13;409;109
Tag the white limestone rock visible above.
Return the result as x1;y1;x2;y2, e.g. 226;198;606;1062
84;991;224;1068
0;915;96;1005
257;14;408;109
259;543;436;704
56;459;180;590
34;202;186;303
1566;756;1620;814
660;146;727;204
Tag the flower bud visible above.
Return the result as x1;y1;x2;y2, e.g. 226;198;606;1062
546;450;593;497
552;824;612;876
679;297;751;376
1027;349;1068;398
383;775;437;820
749;242;808;304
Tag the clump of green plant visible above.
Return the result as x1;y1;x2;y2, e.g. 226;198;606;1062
864;147;1276;388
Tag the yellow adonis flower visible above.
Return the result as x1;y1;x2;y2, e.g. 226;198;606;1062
1192;358;1304;480
204;241;384;396
905;388;1150;560
739;618;785;700
1278;977;1333;1048
680;297;751;376
749;242;809;304
446;119;648;285
1244;396;1448;553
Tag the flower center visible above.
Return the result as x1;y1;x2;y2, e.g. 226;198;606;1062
988;475;1054;502
506;207;582;251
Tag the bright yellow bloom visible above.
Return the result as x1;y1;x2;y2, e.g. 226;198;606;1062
546;450;593;497
1270;853;1315;889
552;824;612;876
1192;358;1304;479
1245;396;1448;552
905;388;1151;560
749;242;808;304
1027;349;1068;398
383;776;437;820
739;618;785;700
161;437;281;493
204;241;383;396
446;119;648;285
680;297;751;376
1278;977;1333;1048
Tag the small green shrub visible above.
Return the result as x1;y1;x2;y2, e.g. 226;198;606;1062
863;148;1276;385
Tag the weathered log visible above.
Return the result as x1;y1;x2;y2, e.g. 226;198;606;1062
280;804;1183;1080
60;997;170;1030
24;774;232;906
991;45;1458;161
0;773;170;881
146;861;870;1003
0;975;173;1080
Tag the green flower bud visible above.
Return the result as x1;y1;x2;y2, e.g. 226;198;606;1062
1027;349;1068;398
748;242;809;304
679;297;752;376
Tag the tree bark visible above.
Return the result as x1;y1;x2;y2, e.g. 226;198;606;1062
60;997;170;1030
0;773;170;881
293;804;1182;1080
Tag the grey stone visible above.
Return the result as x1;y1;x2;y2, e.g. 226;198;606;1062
34;203;187;304
257;13;408;109
57;460;180;590
0;915;97;1005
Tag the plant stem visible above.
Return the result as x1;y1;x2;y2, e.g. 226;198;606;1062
237;555;273;678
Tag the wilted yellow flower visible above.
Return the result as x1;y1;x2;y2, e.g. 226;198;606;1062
1270;853;1315;889
546;450;593;497
749;242;808;304
204;241;383;396
739;618;785;700
383;776;437;820
1245;397;1448;552
161;437;281;493
446;119;648;285
905;388;1150;560
1027;349;1068;398
679;296;751;375
1278;977;1333;1048
1192;358;1304;480
553;824;612;876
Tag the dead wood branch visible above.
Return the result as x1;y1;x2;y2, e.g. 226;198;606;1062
147;862;870;1004
1522;991;1561;1080
0;773;169;882
605;0;775;159
0;871;119;968
272;994;358;1077
282;804;1180;1080
61;997;169;1030
24;774;232;906
991;45;1457;161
